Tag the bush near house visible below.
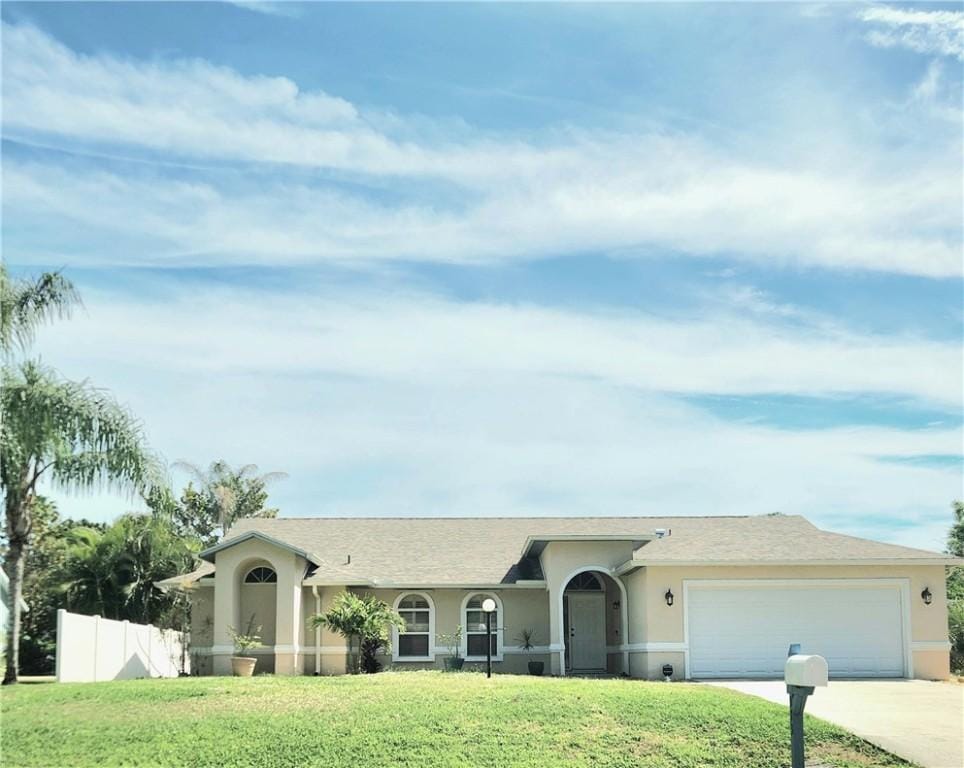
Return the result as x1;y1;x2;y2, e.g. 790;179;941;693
0;673;911;768
947;501;964;675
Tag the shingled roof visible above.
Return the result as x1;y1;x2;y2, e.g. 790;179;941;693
182;514;954;587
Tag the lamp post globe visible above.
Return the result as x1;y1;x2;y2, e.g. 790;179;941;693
481;598;496;678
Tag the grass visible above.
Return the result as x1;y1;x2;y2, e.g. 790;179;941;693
0;672;913;768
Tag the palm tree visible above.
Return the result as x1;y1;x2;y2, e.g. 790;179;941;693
309;592;405;674
60;515;195;625
0;266;80;355
1;361;160;683
172;460;287;537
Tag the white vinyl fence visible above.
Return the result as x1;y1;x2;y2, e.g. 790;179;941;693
55;609;188;682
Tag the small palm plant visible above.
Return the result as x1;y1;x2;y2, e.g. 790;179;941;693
310;592;404;674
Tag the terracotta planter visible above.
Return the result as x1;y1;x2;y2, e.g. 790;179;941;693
232;656;257;677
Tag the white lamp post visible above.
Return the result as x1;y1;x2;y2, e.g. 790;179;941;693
481;597;497;678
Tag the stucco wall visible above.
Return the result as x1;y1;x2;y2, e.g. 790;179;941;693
540;540;636;674
189;537;950;681
239;578;277;645
351;587;551;673
625;564;950;680
190;586;214;646
209;537;307;675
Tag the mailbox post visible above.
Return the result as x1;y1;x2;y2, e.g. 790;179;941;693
784;650;828;768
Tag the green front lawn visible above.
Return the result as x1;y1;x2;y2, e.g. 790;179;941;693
1;672;912;768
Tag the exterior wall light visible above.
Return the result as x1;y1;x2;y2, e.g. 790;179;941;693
664;589;674;607
611;600;621;610
921;587;932;605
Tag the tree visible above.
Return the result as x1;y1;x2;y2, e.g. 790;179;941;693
170;460;287;546
0;266;80;356
1;361;159;683
0;498;106;675
945;501;964;603
60;513;196;627
2;265;82;685
947;501;964;559
946;501;964;674
309;592;404;674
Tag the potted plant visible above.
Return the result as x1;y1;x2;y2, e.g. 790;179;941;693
516;628;543;676
228;616;262;677
438;625;464;671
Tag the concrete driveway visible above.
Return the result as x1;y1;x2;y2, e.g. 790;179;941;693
707;680;963;768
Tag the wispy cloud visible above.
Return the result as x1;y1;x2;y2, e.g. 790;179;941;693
3;22;961;277
225;2;301;18
41;280;963;409
34;279;962;550
859;7;964;60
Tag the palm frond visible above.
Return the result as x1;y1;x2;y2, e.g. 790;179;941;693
0;266;81;354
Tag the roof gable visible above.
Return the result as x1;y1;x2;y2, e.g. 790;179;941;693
198;529;322;565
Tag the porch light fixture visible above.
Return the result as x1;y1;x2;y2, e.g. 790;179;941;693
664;589;674;607
481;598;497;678
612;600;621;611
921;587;932;605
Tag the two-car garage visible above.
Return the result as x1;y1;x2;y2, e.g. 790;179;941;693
685;580;908;679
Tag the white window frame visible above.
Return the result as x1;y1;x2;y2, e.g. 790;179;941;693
461;592;504;662
392;591;436;663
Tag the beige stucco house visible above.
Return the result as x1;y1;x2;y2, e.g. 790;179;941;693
160;514;957;680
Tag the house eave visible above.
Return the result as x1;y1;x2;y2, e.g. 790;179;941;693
521;534;654;560
198;530;322;565
620;557;961;568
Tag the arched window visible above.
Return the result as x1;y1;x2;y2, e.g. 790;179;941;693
462;593;503;661
392;593;435;662
243;566;277;584
566;572;602;591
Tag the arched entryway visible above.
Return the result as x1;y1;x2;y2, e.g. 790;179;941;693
562;569;626;675
235;561;278;672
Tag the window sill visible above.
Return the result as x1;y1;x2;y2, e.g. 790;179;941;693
392;656;435;663
464;656;504;663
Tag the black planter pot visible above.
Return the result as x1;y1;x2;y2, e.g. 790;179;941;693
528;661;545;676
444;657;465;672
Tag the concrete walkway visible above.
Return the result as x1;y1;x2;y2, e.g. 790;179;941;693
707;680;963;768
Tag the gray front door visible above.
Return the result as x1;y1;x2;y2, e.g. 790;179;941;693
568;592;607;671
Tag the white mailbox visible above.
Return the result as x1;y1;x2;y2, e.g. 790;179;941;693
785;654;828;688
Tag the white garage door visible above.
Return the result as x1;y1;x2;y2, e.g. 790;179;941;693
687;580;906;679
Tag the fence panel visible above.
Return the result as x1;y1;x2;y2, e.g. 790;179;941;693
55;609;188;682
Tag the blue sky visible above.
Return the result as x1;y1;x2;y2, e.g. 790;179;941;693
2;2;962;550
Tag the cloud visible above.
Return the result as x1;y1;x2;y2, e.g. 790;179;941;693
859;7;964;60
40;280;963;412
33;280;962;551
5;153;962;278
2;22;962;277
226;1;301;18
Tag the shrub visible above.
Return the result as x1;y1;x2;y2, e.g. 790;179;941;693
310;593;404;674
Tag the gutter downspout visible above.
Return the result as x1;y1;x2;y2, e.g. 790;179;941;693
311;585;321;675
